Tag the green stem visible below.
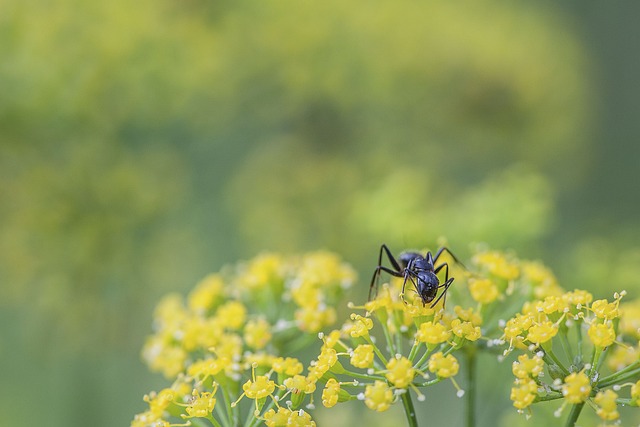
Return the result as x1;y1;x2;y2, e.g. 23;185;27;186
564;402;585;427
408;340;421;362
543;349;570;376
598;360;640;385
207;414;224;427
465;348;476;427
534;392;564;402
400;390;419;427
365;335;389;365
597;367;640;388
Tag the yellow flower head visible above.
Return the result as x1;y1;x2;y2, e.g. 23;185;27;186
510;378;537;409
215;301;247;330
594;389;620;421
284;375;316;394
562;289;593;309
536;295;569;315
619;300;640;339
521;261;562;299
454;306;483;326
588;322;616;348
184;390;216;418
350;344;375;369
187;274;224;313
243;318;272;350
144;388;176;416
242;375;276;400
473;251;519;280
295;306;336;333
364;380;394;412
415;321;451;345
504;314;534;340
322;378;340;408
468;278;500;304
239;253;286;291
591;299;620;320
511;354;544;379
428;352;459;378
264;407;292;427
347;314;374;338
288;409;316;427
451;319;481;342
562;372;591;404
631;380;640;405
272;357;304;377
322;330;342;349
385;356;415;389
526;321;558;345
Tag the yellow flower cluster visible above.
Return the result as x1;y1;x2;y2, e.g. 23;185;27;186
132;251;354;427
504;287;640;423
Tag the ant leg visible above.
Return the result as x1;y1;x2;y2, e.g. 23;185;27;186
369;265;403;300
400;271;420;304
429;277;454;309
434;262;450;283
369;244;404;300
433;247;466;270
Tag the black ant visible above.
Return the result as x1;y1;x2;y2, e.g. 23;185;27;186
369;244;462;308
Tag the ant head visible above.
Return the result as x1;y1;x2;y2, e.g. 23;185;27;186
398;251;423;269
412;257;433;271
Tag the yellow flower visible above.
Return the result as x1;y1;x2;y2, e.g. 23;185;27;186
242;375;276;400
284;375;316;394
264;407;292;427
594;389;619;421
215;301;247;330
272;357;304;377
322;330;342;348
504;314;533;340
619;300;640;339
187;274;224;313
350;344;374;369
591;299;619;319
415;321;451;345
385;356;415;389
510;378;537;409
243;318;272;350
511;354;543;379
562;289;593;309
287;409;316;427
239;253;286;291
428;352;459;378
473;251;519;280
184;390;216;418
322;378;340;408
451;319;481;342
526;321;558;345
454;306;483;326
468;278;499;304
588;322;616;348
364;380;394;412
144;388;176;416
521;261;562;299
347;314;374;338
631;380;640;405
295;306;336;333
561;372;591;404
536;295;569;315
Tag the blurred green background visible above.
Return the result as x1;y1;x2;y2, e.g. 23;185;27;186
1;1;639;426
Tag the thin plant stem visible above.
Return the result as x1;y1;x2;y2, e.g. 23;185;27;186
564;402;585;427
400;390;419;427
465;348;477;427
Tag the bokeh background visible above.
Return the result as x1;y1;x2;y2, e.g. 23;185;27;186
1;1;639;426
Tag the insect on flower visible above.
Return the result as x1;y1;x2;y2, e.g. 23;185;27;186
369;244;462;308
